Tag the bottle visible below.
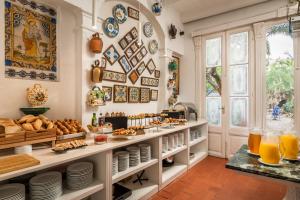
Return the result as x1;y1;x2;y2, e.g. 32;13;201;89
92;113;97;127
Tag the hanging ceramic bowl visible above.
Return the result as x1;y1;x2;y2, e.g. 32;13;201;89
112;4;127;24
103;17;119;38
148;40;158;54
143;22;153;38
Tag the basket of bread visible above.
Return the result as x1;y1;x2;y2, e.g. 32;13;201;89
0;118;25;146
54;119;87;143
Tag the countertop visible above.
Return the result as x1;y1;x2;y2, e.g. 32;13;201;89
226;145;300;184
0;120;207;182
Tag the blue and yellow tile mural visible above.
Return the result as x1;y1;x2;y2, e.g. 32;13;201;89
5;0;57;81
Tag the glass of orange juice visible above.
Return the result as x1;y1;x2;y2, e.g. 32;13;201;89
248;128;262;155
259;131;281;164
280;131;299;160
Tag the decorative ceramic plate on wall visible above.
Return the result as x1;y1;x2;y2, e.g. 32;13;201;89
148;40;158;54
143;22;153;38
113;4;127;24
103;17;119;38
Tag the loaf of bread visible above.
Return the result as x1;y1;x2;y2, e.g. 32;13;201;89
0;118;22;135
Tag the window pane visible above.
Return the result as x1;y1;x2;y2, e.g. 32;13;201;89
206;37;221;67
206;97;221;126
206;66;222;96
230;64;248;96
230;32;248;65
230;97;248;127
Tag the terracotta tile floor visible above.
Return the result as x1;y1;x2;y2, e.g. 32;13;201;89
152;156;286;200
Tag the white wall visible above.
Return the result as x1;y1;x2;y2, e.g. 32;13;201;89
0;1;79;120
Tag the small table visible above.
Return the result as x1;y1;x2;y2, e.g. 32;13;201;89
226;145;300;200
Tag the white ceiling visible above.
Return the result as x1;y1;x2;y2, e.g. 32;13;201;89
165;0;271;23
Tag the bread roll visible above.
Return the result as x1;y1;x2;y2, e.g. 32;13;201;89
26;116;38;123
47;122;54;130
22;123;34;131
18;115;34;124
33;119;42;130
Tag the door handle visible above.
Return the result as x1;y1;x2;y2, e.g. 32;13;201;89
219;106;225;114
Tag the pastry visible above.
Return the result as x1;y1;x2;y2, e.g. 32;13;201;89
26;116;38;123
22;123;34;131
47;122;54;130
18;115;34;124
33;119;43;130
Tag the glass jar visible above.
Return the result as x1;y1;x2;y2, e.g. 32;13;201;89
280;130;299;160
248;128;262;155
259;131;281;164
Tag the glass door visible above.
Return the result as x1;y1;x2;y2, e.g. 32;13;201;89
202;28;252;158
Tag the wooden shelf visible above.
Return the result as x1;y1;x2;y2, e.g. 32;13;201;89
112;159;158;184
161;163;187;188
162;145;187;159
189;136;207;147
57;180;104;200
189;152;208;168
118;181;158;200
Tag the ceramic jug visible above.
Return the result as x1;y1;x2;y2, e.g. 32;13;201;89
89;33;103;53
91;60;104;83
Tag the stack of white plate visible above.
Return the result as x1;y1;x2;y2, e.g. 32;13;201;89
112;154;118;175
139;144;151;162
197;131;202;138
168;135;175;150
14;145;32;154
0;183;25;200
179;133;184;146
190;132;195;141
30;171;62;200
174;133;179;148
67;162;93;190
116;151;129;172
126;146;140;167
162;136;168;153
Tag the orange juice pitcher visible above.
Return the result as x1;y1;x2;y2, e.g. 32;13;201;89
280;131;299;160
248;128;262;155
259;132;281;164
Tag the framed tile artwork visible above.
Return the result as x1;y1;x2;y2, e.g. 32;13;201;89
128;7;139;20
136;51;143;62
102;86;112;101
128;87;140;103
140;46;148;57
118;55;132;74
125;32;134;44
113;85;127;103
136;62;146;76
130;27;138;39
128;70;139;85
102;70;126;83
125;47;134;59
172;55;180;95
103;45;120;65
141;77;159;87
146;59;156;74
140;87;150;103
130;41;139;53
5;0;58;81
118;38;128;50
154;70;160;78
150;90;158;101
130;56;139;67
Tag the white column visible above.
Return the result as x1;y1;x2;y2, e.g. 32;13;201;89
193;36;203;117
293;32;300;132
253;22;266;129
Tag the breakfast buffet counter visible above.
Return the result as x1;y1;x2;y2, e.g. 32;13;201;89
0;120;208;200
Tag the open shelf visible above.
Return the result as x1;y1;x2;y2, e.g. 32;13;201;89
161;163;187;188
190;136;207;147
162;145;187;159
57;180;104;200
189;151;208;168
112;159;158;184
118;180;158;200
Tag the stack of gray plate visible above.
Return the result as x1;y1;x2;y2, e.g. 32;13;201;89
30;171;62;200
139;144;151;162
112;154;119;175
0;184;25;200
116;151;129;172
126;146;140;167
67;162;93;190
